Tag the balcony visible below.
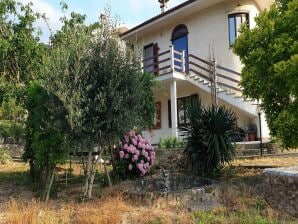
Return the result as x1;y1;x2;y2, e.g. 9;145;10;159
142;46;242;95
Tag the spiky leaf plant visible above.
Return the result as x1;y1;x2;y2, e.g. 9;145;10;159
181;101;238;176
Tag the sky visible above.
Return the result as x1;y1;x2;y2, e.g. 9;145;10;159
20;0;185;43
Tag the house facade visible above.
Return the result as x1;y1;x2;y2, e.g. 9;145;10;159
121;0;273;144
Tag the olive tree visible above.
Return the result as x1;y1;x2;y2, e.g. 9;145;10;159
43;12;155;199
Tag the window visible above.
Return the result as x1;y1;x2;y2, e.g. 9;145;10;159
153;102;161;129
228;13;249;46
168;94;198;127
143;43;159;74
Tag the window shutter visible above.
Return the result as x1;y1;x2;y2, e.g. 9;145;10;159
153;43;159;75
168;100;172;128
155;102;161;129
191;94;198;103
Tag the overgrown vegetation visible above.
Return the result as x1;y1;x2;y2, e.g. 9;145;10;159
0;146;11;164
22;82;70;201
1;161;297;224
234;0;298;148
159;137;185;149
181;101;238;176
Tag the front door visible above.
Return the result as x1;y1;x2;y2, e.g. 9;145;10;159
172;26;189;73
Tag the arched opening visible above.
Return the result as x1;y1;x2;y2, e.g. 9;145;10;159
171;24;189;72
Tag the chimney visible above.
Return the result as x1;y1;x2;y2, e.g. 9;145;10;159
159;0;169;13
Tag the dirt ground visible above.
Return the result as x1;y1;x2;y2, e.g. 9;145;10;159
0;156;297;224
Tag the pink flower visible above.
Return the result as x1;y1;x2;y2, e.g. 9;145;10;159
135;150;140;156
144;162;150;170
119;151;124;159
140;168;146;175
125;153;129;159
138;142;143;148
133;154;138;162
141;160;144;164
124;144;128;150
128;164;133;170
136;163;143;171
124;135;129;143
132;139;137;146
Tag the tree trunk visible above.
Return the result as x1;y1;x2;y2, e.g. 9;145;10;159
83;143;104;199
83;151;92;198
42;167;55;201
104;161;112;187
108;139;116;172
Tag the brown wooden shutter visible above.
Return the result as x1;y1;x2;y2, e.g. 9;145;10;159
153;43;159;75
155;102;161;129
168;100;172;128
191;94;199;103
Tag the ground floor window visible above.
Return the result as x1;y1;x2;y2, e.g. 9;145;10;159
153;101;161;129
168;94;198;128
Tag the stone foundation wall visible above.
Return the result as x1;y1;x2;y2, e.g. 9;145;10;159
155;148;184;163
263;167;298;217
0;144;24;158
125;184;220;211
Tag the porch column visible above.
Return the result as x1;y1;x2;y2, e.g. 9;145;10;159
170;79;178;138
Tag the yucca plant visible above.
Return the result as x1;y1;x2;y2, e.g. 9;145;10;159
180;101;238;176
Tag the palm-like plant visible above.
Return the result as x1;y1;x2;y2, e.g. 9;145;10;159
181;101;238;176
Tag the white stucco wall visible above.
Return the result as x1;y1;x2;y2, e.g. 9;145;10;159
132;0;269;144
134;0;260;75
143;80;258;144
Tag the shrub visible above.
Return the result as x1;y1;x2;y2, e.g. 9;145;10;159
181;101;238;175
115;131;155;177
0;147;12;164
0;120;25;143
159;137;185;149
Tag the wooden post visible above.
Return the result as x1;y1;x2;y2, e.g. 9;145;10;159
213;60;218;105
170;45;174;72
182;50;185;73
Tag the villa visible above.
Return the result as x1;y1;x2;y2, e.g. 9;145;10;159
121;0;273;144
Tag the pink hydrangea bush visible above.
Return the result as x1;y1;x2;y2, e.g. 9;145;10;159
116;131;155;177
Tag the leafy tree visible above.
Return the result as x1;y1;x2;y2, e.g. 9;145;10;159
0;0;45;144
234;0;298;148
0;0;45;86
43;11;155;199
181;101;238;176
23;82;70;201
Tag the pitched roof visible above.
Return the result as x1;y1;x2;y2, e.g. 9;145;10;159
121;0;197;38
121;0;274;39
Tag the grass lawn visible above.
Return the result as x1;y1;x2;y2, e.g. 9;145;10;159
0;156;297;224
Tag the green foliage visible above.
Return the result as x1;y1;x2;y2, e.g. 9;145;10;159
43;11;156;148
0;0;45;86
0;97;26;143
233;0;298;148
181;101;238;176
0;120;25;143
192;210;280;224
0;146;12;164
23;82;69;180
159;137;185;149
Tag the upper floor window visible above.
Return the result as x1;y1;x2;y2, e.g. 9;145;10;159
228;13;249;46
143;43;159;74
171;24;188;41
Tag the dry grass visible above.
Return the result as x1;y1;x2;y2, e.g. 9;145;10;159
1;160;298;224
4;195;129;224
0;162;28;174
5;199;71;224
232;155;298;167
73;196;129;224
